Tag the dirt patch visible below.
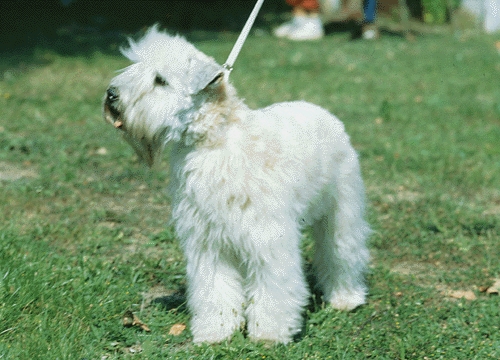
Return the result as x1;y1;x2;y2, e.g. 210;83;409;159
368;184;423;203
483;205;500;216
391;261;430;276
390;261;481;302
0;162;38;181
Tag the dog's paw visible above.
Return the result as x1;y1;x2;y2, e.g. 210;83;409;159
190;312;244;344
246;318;297;344
328;289;366;311
247;331;293;345
192;331;233;344
191;324;238;344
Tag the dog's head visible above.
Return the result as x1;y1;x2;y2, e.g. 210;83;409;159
104;26;227;166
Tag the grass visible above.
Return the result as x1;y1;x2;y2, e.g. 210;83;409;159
1;23;499;359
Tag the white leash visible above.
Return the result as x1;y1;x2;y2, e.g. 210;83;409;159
223;0;265;75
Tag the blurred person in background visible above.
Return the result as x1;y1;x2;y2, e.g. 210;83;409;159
273;0;324;40
274;0;378;41
362;0;378;39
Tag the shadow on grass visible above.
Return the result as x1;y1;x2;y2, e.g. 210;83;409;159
0;0;289;53
324;18;423;40
151;290;188;313
0;0;291;76
1;0;430;76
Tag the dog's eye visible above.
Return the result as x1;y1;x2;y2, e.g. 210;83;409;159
154;75;168;87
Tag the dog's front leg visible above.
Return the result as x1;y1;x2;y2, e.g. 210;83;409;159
244;223;309;344
185;250;245;344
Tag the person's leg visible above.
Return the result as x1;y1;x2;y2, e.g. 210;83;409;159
362;0;379;39
274;0;324;40
287;0;324;40
273;1;308;38
363;0;376;23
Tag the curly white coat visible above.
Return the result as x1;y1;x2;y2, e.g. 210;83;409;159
104;26;370;344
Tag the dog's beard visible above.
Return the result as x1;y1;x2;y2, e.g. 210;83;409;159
104;100;166;167
123;127;169;167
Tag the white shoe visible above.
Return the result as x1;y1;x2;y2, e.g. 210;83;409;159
362;24;379;40
287;16;324;41
273;15;307;38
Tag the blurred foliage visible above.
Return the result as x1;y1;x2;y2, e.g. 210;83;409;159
422;0;447;24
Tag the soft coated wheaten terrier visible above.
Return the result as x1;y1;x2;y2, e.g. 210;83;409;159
103;26;370;344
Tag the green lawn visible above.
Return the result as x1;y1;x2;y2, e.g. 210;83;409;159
1;25;499;359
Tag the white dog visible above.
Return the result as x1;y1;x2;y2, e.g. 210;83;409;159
104;26;370;344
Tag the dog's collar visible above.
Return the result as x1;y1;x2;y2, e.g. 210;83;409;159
222;63;233;74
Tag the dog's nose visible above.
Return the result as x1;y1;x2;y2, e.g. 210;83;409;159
106;86;119;102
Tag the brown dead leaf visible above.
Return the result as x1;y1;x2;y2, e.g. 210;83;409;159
168;323;186;336
122;310;134;326
122;310;151;332
482;279;500;295
447;290;476;301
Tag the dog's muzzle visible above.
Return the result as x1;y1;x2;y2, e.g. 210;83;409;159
104;86;124;129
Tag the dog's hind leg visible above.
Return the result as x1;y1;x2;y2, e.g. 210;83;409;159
186;251;246;343
312;156;370;311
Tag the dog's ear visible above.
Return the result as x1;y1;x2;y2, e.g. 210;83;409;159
187;58;224;95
